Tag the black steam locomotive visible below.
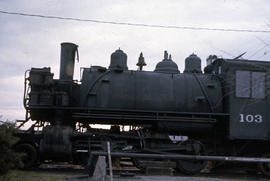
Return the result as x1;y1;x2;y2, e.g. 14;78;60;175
15;42;270;175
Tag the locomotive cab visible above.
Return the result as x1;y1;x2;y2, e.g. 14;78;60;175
211;59;270;140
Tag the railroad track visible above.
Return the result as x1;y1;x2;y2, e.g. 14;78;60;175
33;162;269;181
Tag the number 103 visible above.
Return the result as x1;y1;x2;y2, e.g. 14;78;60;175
239;114;263;123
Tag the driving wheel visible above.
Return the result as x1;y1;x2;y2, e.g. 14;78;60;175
176;140;207;175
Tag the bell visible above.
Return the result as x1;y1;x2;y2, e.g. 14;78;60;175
136;52;147;70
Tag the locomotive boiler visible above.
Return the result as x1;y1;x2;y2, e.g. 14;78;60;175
15;42;270;175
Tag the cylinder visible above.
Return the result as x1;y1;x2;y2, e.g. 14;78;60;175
59;42;78;80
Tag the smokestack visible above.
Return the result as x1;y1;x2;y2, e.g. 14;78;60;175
59;42;78;80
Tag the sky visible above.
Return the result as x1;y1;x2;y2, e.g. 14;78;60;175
0;0;270;124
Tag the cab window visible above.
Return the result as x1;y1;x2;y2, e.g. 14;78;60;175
252;72;265;99
235;70;265;99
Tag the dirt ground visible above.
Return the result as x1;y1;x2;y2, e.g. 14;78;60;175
2;170;269;181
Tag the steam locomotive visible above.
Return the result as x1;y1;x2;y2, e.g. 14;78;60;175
15;42;270;175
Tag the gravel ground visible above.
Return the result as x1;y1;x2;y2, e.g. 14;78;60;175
64;171;270;181
112;176;269;181
38;163;270;181
68;175;269;181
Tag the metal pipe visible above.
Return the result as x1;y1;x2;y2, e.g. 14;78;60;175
107;142;113;181
91;151;270;163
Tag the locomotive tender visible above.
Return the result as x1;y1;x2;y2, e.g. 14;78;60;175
15;42;270;175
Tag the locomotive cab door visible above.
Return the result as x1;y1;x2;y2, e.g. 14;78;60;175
228;67;269;140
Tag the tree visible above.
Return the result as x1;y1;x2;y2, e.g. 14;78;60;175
0;120;23;174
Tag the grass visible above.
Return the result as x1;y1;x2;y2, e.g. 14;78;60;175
0;170;66;181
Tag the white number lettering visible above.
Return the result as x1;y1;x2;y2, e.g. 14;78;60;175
246;115;254;122
239;114;263;123
254;115;263;123
240;114;245;122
